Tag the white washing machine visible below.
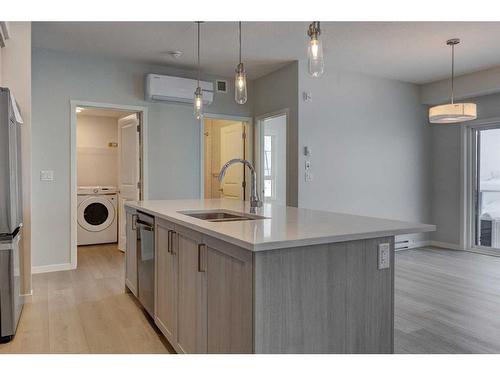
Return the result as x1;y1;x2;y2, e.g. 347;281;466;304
77;186;118;246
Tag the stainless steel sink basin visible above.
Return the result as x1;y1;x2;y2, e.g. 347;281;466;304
178;210;267;222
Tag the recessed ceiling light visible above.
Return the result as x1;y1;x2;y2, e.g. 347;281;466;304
168;50;183;59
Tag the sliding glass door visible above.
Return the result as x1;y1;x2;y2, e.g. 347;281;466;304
472;125;500;251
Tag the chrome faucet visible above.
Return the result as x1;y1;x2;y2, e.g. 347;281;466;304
218;159;263;211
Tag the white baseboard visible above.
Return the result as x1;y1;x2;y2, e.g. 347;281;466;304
395;240;465;251
428;240;463;251
31;262;75;274
410;240;431;249
395;240;430;251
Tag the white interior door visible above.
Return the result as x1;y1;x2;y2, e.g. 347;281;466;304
118;113;140;251
220;122;244;200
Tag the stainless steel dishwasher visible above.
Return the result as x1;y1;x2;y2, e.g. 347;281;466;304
135;211;155;317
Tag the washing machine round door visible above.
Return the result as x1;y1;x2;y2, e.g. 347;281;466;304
78;196;116;232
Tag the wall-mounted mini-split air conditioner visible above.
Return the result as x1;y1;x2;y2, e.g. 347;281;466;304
145;73;214;105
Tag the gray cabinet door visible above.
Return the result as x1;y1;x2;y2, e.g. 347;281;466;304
206;238;253;353
176;226;207;354
125;210;138;296
155;219;178;345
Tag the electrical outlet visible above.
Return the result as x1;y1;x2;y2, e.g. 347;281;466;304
378;243;390;270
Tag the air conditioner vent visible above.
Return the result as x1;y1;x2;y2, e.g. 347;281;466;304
216;80;228;93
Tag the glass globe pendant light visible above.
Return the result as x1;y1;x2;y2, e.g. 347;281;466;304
234;22;248;104
429;39;477;124
194;21;204;120
307;21;324;77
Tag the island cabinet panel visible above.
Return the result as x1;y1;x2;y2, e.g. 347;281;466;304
176;226;207;354
155;218;178;346
253;242;347;353
253;237;394;354
125;209;138;297
345;237;394;353
205;237;253;353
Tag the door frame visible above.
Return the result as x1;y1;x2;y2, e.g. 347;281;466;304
255;108;289;205
70;100;149;269
462;116;500;256
199;113;253;200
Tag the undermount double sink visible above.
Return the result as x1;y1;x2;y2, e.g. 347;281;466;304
179;209;267;222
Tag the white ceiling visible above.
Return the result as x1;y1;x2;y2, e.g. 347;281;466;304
33;22;500;84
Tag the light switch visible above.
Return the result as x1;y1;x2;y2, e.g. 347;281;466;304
378;243;390;270
40;170;54;182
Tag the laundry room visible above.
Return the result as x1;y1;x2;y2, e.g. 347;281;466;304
76;106;141;255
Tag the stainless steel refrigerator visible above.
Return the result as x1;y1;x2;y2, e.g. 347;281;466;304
0;87;24;343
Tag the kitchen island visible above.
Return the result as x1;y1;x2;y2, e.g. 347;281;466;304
124;199;435;354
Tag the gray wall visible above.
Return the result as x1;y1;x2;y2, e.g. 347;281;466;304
32;48;252;268
253;62;299;206
298;60;432;243
430;92;500;246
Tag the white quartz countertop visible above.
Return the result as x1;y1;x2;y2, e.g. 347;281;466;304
126;199;435;251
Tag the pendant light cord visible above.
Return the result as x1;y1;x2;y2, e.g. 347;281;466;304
451;42;455;104
239;21;242;64
197;21;201;86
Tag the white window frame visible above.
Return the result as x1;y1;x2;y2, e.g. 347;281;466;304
462;116;500;256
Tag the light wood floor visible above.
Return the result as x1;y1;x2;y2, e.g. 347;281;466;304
2;245;500;353
395;247;500;353
0;244;172;354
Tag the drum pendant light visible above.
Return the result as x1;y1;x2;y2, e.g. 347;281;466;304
429;39;477;124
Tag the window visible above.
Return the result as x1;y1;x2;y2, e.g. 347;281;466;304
263;135;276;199
260;113;287;206
473;126;500;251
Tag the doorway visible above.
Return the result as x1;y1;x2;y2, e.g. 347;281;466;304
71;101;148;269
202;117;252;201
256;111;288;206
471;124;500;253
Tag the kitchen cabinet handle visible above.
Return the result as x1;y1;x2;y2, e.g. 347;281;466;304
198;243;206;272
131;214;138;230
167;230;174;253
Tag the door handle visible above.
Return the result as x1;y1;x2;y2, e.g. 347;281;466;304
131;214;138;230
198;243;206;272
